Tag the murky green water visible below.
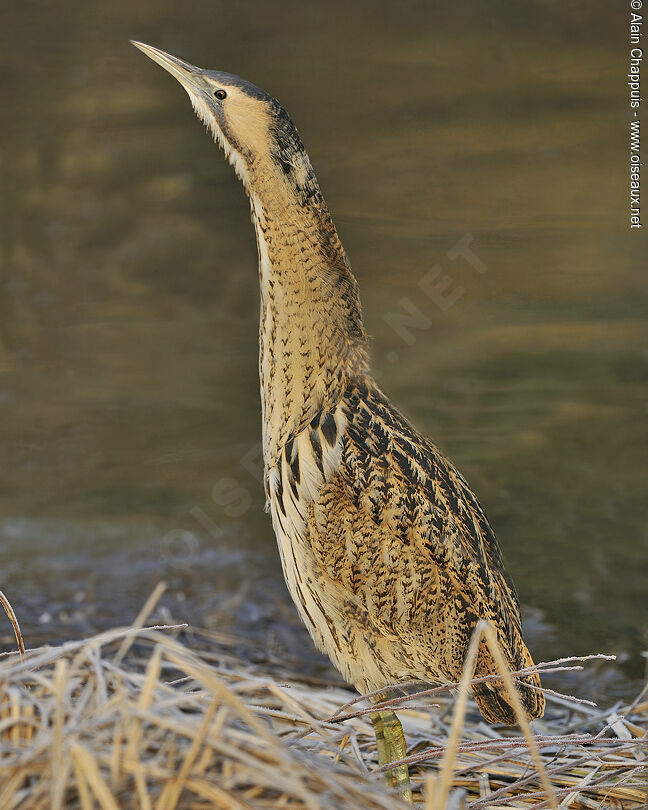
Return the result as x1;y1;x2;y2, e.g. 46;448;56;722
1;1;646;700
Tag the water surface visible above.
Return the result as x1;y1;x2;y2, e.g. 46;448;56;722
0;1;646;701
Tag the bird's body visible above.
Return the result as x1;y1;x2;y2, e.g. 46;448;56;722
133;42;544;796
268;378;541;721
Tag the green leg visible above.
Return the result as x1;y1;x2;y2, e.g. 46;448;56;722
370;710;413;804
370;711;389;783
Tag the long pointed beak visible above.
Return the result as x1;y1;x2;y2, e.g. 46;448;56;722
131;41;205;93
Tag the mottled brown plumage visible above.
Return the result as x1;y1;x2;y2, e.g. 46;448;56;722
270;379;543;725
134;43;544;790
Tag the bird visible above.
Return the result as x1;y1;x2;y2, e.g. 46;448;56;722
132;42;545;801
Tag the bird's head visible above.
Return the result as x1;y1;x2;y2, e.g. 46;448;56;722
131;42;367;374
131;42;312;193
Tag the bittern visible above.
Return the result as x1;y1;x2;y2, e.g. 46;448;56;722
133;42;545;801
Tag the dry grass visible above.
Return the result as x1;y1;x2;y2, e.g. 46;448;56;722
0;599;646;809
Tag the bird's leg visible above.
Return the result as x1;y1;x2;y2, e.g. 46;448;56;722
370;711;389;778
370;709;413;804
381;710;413;803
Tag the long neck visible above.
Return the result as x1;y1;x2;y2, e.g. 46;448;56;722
245;151;369;476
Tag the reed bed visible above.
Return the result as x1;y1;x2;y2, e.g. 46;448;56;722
0;601;646;809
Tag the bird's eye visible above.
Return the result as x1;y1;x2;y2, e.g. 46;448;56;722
214;89;227;100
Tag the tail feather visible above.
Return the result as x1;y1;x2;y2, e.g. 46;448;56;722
472;638;545;726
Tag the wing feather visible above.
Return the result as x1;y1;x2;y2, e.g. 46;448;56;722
338;378;523;655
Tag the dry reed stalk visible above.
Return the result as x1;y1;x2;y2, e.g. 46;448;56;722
0;591;644;809
0;590;25;658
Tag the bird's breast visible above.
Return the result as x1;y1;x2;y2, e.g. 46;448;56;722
267;404;347;556
266;402;355;668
